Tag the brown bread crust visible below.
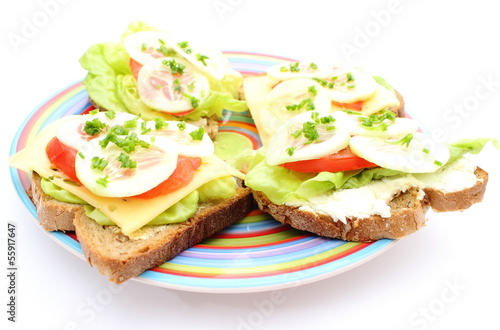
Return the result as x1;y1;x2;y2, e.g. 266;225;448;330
252;167;488;242
30;172;78;232
73;187;254;284
29;172;254;283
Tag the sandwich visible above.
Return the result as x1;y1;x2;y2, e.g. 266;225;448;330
243;61;404;144
9;110;254;283
79;21;248;138
244;109;493;242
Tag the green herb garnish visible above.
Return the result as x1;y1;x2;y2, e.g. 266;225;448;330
105;110;116;119
162;59;186;75
388;133;414;148
189;127;205;141
96;176;109;187
196;53;210;66
117;153;137;169
177;41;193;54
91;157;108;171
83;118;107;136
154;118;168;130
182;93;200;108
359;110;396;131
286;146;297;156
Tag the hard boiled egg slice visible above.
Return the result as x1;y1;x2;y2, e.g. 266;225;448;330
123;31;176;65
259;78;332;137
56;112;145;151
145;120;214;157
323;67;377;104
137;57;210;114
349;132;450;173
76;135;179;198
266;110;351;166
266;61;333;80
170;38;231;81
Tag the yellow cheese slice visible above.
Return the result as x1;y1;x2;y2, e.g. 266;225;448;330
9;116;245;236
330;83;400;115
243;75;400;144
243;75;277;145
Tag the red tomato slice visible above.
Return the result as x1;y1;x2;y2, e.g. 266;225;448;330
46;137;81;184
133;156;202;199
332;100;363;111
280;147;378;173
130;58;143;80
47;137;202;198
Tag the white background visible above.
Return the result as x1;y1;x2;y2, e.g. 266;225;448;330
1;0;499;329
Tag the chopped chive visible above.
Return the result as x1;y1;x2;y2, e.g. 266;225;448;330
387;133;414;147
422;148;430;155
96;176;109;187
154;118;168;130
117;153;137;169
123;119;138;129
308;85;318;96
162;59;186;75
78;152;85;159
434;160;443;166
91;157;108;171
83;118;107;136
89;109;99;115
177;122;187;131
286;147;296;156
189;127;205;141
177;41;193;54
290;62;300;72
182;93;200;108
291;130;302;139
196;53;210;66
105;110;116;119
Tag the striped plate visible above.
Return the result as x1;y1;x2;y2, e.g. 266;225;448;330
9;52;397;293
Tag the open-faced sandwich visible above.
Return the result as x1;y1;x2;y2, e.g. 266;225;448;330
80;21;247;138
244;109;492;241
9;110;254;283
243;61;404;144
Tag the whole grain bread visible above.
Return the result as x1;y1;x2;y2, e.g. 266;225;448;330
74;186;254;284
252;167;488;242
29;172;254;283
394;89;405;118
30;172;78;232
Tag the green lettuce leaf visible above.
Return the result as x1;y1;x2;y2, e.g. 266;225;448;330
245;138;495;205
42;176;237;226
372;75;395;92
41;178;87;204
197;176;237;202
83;191;200;226
79;21;245;120
447;138;498;162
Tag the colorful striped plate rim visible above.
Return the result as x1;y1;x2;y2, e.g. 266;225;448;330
9;52;397;293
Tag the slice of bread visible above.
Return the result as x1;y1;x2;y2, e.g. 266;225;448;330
29;172;254;283
30;172;78;232
252;167;488;242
